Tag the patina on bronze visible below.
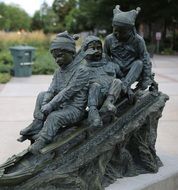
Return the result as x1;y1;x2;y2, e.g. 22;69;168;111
81;35;123;128
20;31;89;154
0;6;169;190
104;5;152;92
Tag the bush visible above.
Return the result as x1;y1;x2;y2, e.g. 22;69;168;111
0;73;11;83
0;50;13;65
0;50;13;82
0;64;11;73
161;48;175;55
32;50;57;75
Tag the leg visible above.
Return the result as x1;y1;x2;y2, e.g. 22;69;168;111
33;91;47;121
100;79;122;113
122;60;143;93
87;82;103;127
20;91;46;136
88;82;102;108
29;106;83;153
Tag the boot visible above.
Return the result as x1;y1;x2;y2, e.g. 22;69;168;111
100;95;117;114
88;106;103;128
28;137;46;154
20;119;43;136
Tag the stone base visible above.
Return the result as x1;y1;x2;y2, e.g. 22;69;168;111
106;154;178;190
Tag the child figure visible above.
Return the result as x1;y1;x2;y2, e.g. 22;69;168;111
82;36;123;127
20;32;89;154
104;5;152;93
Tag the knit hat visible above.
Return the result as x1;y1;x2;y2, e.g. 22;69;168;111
112;5;141;27
50;31;78;53
82;35;101;51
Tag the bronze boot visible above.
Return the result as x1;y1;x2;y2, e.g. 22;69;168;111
28;138;46;154
100;95;117;114
20;119;43;136
88;107;103;128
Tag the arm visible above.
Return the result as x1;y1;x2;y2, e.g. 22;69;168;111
104;35;123;66
104;38;111;56
41;71;57;106
48;66;89;110
137;35;152;79
136;36;152;90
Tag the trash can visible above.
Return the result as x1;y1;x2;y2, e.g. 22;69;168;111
9;45;36;77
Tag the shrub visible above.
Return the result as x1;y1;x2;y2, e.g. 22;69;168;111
0;50;13;82
0;64;11;73
32;50;57;75
0;73;11;83
0;50;13;65
161;48;175;55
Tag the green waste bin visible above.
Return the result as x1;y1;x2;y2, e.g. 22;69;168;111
10;45;36;77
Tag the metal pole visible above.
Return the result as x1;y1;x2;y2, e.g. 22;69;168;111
156;40;160;54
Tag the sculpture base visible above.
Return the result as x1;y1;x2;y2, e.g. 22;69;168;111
0;90;169;190
106;154;178;190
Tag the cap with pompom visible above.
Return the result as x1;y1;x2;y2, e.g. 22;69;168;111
50;31;79;53
112;5;141;27
82;35;101;51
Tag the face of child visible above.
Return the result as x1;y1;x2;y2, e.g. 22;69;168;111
51;49;74;68
86;41;102;61
113;25;132;42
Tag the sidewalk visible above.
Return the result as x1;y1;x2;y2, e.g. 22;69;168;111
0;75;52;163
0;55;178;188
151;55;178;157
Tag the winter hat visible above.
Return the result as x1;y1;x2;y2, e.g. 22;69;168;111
50;31;78;53
112;5;141;27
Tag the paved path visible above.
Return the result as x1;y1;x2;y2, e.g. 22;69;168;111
0;55;178;188
151;55;178;157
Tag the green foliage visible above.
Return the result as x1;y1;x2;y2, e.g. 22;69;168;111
32;50;57;75
0;32;57;83
78;0;118;31
52;0;178;52
31;11;44;31
0;64;12;73
161;48;175;55
52;0;77;31
0;73;11;83
42;8;62;34
0;50;13;65
53;0;76;20
65;8;88;33
0;50;13;83
31;6;62;33
0;3;31;31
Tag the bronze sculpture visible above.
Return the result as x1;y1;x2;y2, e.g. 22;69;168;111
81;35;123;127
104;5;152;92
20;31;89;154
0;5;169;190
